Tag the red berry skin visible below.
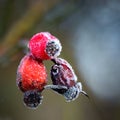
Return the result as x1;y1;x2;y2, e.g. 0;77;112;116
29;32;62;60
16;54;47;92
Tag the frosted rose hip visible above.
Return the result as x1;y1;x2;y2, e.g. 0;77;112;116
16;54;47;92
29;32;62;60
45;58;88;102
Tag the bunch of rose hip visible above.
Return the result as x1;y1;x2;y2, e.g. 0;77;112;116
16;32;88;109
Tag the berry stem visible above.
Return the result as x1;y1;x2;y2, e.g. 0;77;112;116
44;85;67;90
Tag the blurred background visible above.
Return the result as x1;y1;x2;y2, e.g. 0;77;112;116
0;0;120;120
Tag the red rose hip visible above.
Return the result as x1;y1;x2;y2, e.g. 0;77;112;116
16;54;47;108
29;32;62;60
16;54;47;92
17;55;47;92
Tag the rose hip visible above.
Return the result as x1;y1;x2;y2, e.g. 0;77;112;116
45;58;88;102
16;54;47;108
29;32;62;60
